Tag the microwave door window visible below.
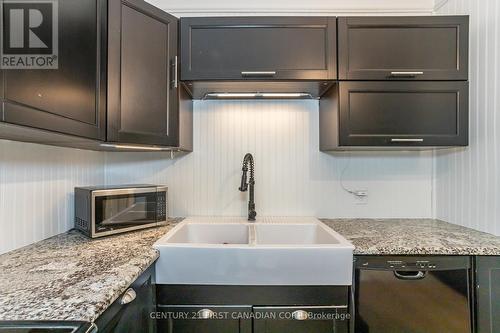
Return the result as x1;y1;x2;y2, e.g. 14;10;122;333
101;198;151;225
95;193;157;232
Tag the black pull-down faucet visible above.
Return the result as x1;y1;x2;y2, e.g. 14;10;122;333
239;153;257;221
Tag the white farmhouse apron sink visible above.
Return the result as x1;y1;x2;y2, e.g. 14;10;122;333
154;217;354;286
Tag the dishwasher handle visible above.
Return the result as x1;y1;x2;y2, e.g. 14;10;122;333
393;270;426;280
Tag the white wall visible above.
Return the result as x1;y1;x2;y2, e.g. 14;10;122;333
435;0;500;235
0;141;105;254
106;101;434;219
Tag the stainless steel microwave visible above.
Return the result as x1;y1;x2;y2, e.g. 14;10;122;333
74;185;168;238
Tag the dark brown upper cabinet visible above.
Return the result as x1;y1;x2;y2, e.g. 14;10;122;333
338;16;469;81
180;16;337;84
1;0;106;140
107;0;180;147
0;0;192;151
320;81;468;150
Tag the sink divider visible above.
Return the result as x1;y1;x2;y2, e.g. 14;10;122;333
248;224;256;246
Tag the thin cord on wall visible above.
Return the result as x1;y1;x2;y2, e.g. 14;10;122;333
340;152;354;195
339;152;367;198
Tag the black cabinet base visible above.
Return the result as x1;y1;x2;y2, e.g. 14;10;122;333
475;256;500;333
157;285;348;306
156;285;350;333
95;265;156;333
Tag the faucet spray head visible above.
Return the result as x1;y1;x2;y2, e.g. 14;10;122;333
239;153;256;221
239;166;248;192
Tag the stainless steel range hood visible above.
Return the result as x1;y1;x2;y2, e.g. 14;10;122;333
182;81;335;100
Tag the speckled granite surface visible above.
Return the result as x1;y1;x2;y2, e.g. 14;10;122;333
322;218;500;255
0;221;178;322
1;217;500;322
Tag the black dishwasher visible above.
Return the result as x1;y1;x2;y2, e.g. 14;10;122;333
354;256;472;333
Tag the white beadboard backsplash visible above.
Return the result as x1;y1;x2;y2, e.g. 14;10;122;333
105;100;434;218
435;0;500;235
0;100;435;254
0;140;105;254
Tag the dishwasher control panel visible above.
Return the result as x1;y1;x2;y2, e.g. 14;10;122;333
355;256;470;271
386;260;437;269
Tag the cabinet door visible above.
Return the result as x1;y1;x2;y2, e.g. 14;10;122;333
338;81;468;147
180;17;337;81
476;256;500;333
1;65;3;121
338;16;468;80
2;0;106;140
253;306;349;333
157;306;252;333
95;265;156;333
107;0;179;146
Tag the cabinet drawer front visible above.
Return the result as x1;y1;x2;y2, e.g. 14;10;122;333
180;17;337;80
338;16;468;80
339;81;468;147
253;306;349;333
157;306;252;333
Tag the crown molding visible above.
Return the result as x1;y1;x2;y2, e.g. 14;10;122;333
433;0;450;12
165;9;434;17
146;0;436;17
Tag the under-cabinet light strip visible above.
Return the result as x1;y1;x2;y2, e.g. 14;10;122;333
100;144;175;151
204;92;313;99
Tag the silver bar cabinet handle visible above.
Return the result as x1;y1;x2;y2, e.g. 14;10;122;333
173;56;179;88
391;138;424;143
241;71;276;77
390;71;424;77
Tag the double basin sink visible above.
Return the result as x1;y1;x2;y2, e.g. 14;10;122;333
154;217;354;286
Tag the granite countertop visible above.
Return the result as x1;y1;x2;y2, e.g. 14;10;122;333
1;217;500;323
322;218;500;255
0;220;179;322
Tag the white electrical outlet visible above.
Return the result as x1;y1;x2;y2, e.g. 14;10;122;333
353;190;368;205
